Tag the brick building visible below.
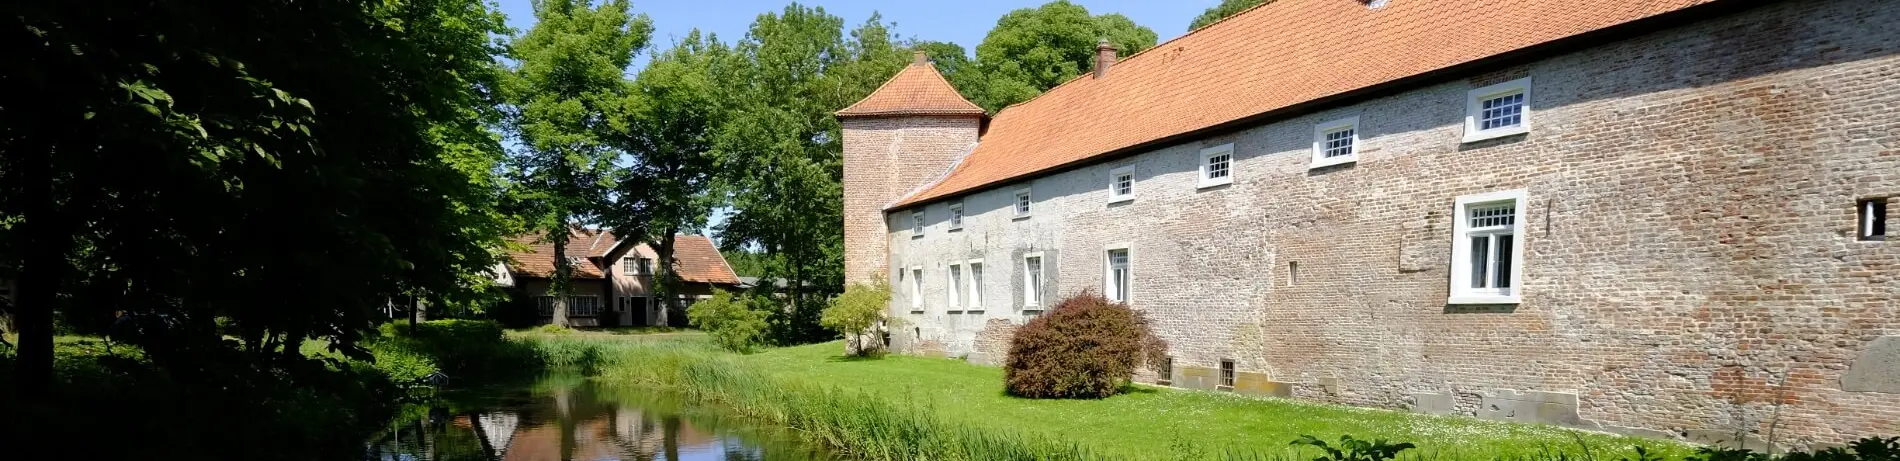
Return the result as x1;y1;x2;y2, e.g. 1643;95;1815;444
838;0;1898;447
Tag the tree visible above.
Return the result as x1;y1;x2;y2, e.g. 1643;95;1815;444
685;289;769;353
966;1;1157;112
503;0;652;328
603;30;726;327
713;6;905;344
822;278;893;356
1189;0;1273;31
0;0;512;391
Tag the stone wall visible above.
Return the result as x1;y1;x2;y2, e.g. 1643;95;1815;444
841;115;980;285
852;0;1900;447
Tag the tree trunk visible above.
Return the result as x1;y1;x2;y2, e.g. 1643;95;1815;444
14;146;62;395
655;230;678;328
408;295;419;335
551;230;571;328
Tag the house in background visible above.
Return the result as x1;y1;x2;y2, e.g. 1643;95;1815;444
499;228;741;327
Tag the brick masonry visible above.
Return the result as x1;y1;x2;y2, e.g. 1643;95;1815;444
843;0;1900;448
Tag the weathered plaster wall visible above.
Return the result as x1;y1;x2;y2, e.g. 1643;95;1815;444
855;0;1900;447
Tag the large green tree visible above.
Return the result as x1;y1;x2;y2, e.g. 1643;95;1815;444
713;5;907;343
502;0;652;328
1189;0;1273;31
965;1;1157;112
0;0;512;392
604;30;727;327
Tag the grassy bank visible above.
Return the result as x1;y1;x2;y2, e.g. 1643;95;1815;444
517;335;1696;460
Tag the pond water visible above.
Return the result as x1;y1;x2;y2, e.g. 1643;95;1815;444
364;375;835;461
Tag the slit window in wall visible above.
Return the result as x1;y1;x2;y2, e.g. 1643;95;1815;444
1023;253;1044;309
1449;190;1527;304
1311;116;1359;168
1105;246;1130;302
1109;166;1135;203
948;201;964;231
967;260;984;310
1156;357;1173;385
1014;188;1033;217
1861;198;1888;241
911;210;925;237
947;263;962;310
1199;144;1234;188
1287;261;1299;287
1463;77;1532;143
909;266;924;311
1219;359;1236;389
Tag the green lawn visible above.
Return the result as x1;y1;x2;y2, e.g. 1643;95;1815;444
736;341;1691;460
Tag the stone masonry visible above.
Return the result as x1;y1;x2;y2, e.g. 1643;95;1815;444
843;0;1900;448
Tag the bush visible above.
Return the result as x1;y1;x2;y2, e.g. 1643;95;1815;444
822;277;893;356
368;319;539;378
1003;291;1167;399
686;289;770;353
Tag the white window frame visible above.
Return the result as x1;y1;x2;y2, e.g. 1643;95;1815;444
1014;187;1033;218
967;259;984;310
1198;143;1234;188
1448;189;1528;304
1022;252;1045;309
947;263;963;311
948;201;964;231
567;295;601;317
1310;116;1360;168
1108;165;1135;203
1462;77;1532;143
911;210;926;237
908;266;924;311
1104;243;1131;303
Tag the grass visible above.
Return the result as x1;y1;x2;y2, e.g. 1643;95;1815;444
735;342;1694;460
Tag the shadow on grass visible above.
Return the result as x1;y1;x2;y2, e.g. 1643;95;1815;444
825;353;889;363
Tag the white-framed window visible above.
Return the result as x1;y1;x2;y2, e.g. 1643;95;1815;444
948;201;965;231
1198;143;1234;188
1108;165;1135;203
1860;198;1888;241
1014;188;1033;217
967;259;984;310
908;266;924;311
1462;77;1531;143
1449;190;1527;304
947;263;963;310
1022;252;1044;309
568;295;600;317
911;210;926;237
624;257;653;276
1104;244;1130;302
1311;116;1359;168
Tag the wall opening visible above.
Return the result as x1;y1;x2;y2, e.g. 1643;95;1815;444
1287;261;1299;286
1861;198;1888;241
1219;359;1236;390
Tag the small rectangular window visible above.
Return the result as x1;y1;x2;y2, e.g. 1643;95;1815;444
968;261;984;309
1862;199;1888;241
1023;254;1044;308
909;267;923;311
1199;144;1234;188
948;202;964;230
1464;77;1532;143
1450;190;1527;304
1287;261;1299;287
1105;247;1130;302
1156;357;1173;385
948;264;962;310
1014;188;1033;217
1219;359;1236;389
1311;116;1359;168
1108;166;1135;202
911;210;925;236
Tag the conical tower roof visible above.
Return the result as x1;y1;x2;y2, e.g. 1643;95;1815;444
837;51;985;117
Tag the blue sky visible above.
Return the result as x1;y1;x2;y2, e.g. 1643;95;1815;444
493;0;1219;64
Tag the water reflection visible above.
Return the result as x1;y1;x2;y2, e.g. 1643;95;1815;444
365;376;832;461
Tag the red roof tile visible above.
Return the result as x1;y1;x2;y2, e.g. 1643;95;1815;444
888;0;1715;208
657;235;742;285
503;229;740;286
836;51;986;117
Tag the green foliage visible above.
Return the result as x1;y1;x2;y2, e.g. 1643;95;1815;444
687;290;771;353
822;278;893;355
1004;291;1168;399
1189;0;1275;31
366;320;540;378
964;1;1158;112
722;249;780;278
1290;435;1416;461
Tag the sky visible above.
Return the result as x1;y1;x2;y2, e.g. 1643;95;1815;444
493;0;1221;65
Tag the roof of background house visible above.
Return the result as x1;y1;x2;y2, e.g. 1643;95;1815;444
885;0;1716;208
503;230;741;285
836;51;987;117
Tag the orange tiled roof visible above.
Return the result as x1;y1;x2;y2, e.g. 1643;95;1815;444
836;51;986;117
504;229;740;285
889;0;1716;208
654;235;743;285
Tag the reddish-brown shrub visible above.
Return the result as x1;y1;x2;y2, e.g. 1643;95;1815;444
1003;291;1168;399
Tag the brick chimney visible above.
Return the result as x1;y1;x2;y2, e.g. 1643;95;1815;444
1094;39;1116;79
913;50;930;66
